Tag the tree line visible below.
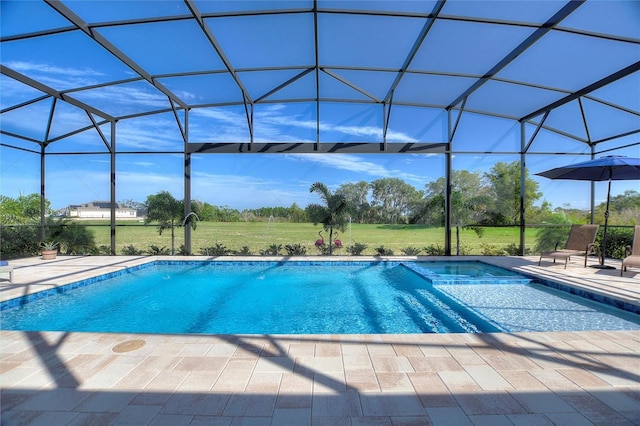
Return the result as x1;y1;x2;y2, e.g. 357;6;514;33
137;161;544;227
2;161;639;228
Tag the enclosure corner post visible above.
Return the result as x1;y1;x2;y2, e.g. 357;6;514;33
519;121;526;256
184;110;192;256
110;120;117;255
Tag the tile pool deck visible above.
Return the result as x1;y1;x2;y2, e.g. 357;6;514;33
1;255;639;425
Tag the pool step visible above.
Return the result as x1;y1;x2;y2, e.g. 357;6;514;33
401;262;533;285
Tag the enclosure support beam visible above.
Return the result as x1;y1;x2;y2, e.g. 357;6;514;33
40;144;46;243
110;121;117;255
521;60;640;122
188;142;447;154
313;0;320;151
184;110;192;255
40;98;56;243
448;0;585;109
523;111;549;154
519;121;526;256
0;65;114;121
445;109;453;256
590;147;596;225
44;0;188;111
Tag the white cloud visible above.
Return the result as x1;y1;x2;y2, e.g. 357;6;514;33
6;60;107;91
284;154;424;183
76;84;168;110
7;61;105;78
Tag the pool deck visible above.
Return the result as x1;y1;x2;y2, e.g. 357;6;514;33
1;255;639;425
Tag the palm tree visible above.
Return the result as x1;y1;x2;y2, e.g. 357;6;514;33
307;182;349;254
145;191;197;255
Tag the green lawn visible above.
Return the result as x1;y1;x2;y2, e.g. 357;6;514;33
84;221;529;256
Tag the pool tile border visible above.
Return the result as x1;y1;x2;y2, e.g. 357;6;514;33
0;262;154;310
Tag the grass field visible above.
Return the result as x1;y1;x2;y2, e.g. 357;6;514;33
84;221;533;256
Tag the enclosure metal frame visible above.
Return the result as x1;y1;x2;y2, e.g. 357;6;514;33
1;0;639;255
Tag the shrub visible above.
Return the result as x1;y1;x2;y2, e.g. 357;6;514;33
596;227;633;259
147;245;171;255
57;223;96;255
1;218;97;258
200;243;231;256
457;242;472;255
0;225;40;258
121;245;144;255
234;246;253;255
504;242;525;256
313;243;331;255
92;245;112;255
479;243;507;256
285;243;307;255
375;245;394;256
401;246;422;256
347;242;367;255
423;244;444;255
260;244;282;255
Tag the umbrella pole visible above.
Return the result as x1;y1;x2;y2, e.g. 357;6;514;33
591;177;615;270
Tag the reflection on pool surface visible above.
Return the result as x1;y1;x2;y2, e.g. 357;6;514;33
1;261;638;334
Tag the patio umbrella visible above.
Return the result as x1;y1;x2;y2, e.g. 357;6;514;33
536;156;640;269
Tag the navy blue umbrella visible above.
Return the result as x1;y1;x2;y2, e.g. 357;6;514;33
536;156;640;269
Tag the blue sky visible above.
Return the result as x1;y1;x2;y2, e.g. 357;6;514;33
1;0;638;211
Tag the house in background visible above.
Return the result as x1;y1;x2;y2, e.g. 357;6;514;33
65;201;137;219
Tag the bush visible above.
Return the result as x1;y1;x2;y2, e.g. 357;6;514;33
92;245;112;255
423;244;444;255
260;244;282;255
597;227;633;259
0;225;40;258
234;246;253;255
457;242;472;255
375;245;394;256
285;243;307;255
318;244;332;255
313;243;331;255
121;245;144;255
504;242;526;256
401;246;422;256
1;218;97;258
200;243;231;256
52;221;96;255
479;243;507;256
347;242;367;255
147;245;171;255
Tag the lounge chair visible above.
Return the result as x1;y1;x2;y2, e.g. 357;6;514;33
0;260;13;283
538;224;599;268
621;225;640;276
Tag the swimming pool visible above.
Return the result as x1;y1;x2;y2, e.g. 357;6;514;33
1;260;638;334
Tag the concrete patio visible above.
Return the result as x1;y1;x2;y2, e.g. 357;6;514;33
1;255;639;425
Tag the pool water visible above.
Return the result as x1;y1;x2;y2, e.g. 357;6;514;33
1;261;638;334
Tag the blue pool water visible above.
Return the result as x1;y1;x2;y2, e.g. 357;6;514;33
1;261;638;334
